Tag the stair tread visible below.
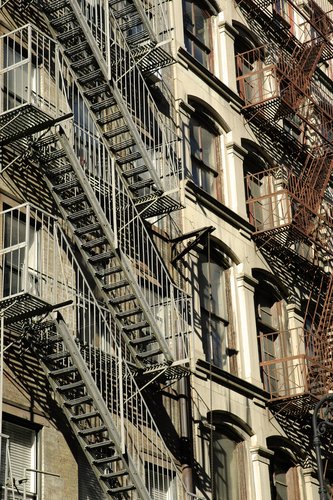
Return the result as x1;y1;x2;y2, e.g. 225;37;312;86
68;208;94;221
130;334;155;345
93;454;120;465
82;237;108;250
51;365;77;376
64;395;92;406
129;178;155;190
71;55;96;71
91;97;116;113
103;279;128;291
46;351;70;361
123;321;149;332
58;380;85;392
78;425;107;436
57;27;82;43
85;84;109;99
101;469;128;479
109;293;136;305
75;223;101;236
123;164;149;178
96;266;122;278
117;151;142;164
86;439;114;450
53;179;79;192
51;12;75;27
116;307;142;318
89;251;114;263
78;69;103;85
103;124;129;139
71;411;100;422
136;347;161;359
61;193;86;206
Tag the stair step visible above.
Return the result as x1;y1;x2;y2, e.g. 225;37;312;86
116;307;142;318
95;266;122;278
113;4;137;17
93;454;120;465
68;208;94;222
120;15;142;32
101;469;128;479
71;411;100;422
44;0;69;13
112;139;136;152
49;163;72;177
46;351;70;361
58;380;85;392
45;149;66;162
103;124;129;139
51;12;75;28
65;41;90;57
57;27;82;43
78;425;107;436
86;440;114;451
109;485;135;494
117;151;142;164
89;251;114;264
103;279;128;292
91;97;116;113
71;55;96;71
53;179;79;193
123;164;149;178
109;293;136;305
75;223;101;236
61;193;86;207
64;395;92;407
130;334;155;346
51;365;77;377
78;69;103;85
136;347;161;359
84;84;109;99
99;111;123;125
47;334;63;344
129;178;155;191
123;321;149;332
81;237;108;250
127;30;150;46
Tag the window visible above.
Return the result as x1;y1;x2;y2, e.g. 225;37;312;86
183;0;212;70
254;273;290;397
198;247;231;369
212;429;247;500
270;450;301;500
189;110;220;197
2;206;40;298
1;420;38;499
146;466;176;500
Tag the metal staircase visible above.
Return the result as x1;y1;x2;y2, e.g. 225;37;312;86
36;0;181;218
0;208;188;499
34;127;189;374
30;317;150;499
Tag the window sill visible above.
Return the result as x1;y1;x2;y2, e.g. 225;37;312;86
185;179;254;237
178;47;243;111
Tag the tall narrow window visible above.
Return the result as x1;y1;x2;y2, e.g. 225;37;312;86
270;450;301;500
2;420;37;499
183;0;212;70
189;110;220;197
198;248;230;369
212;429;247;500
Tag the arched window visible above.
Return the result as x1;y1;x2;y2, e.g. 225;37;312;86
197;242;238;372
254;270;290;398
189;106;221;198
268;447;301;500
183;0;213;70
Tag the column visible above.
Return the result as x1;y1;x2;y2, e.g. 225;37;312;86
225;139;248;220
250;446;275;500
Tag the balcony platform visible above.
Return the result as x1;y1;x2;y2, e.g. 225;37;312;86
0;292;52;328
0;104;63;146
268;392;320;416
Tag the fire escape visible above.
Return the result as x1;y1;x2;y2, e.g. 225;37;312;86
0;1;191;497
236;0;333;414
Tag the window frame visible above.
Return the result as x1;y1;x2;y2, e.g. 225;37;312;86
189;107;221;198
183;0;213;71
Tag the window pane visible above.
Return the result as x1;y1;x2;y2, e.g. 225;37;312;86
213;433;240;500
201;127;216;167
193;4;206;44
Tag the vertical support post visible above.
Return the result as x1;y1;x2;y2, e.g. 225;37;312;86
27;25;32;106
55;45;60;117
0;314;4;467
23;204;30;293
118;345;125;454
111;157;118;248
105;0;111;81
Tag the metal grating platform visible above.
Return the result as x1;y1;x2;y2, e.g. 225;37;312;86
0;293;52;325
268;392;320;416
0;105;56;146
